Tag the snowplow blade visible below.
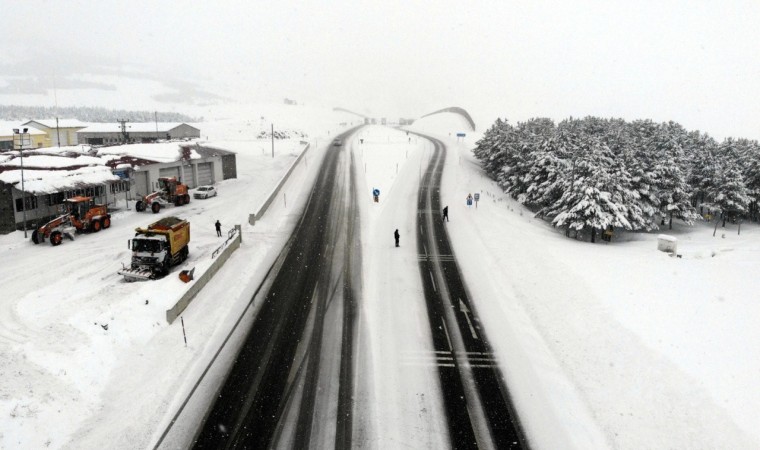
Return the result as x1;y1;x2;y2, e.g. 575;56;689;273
118;268;155;282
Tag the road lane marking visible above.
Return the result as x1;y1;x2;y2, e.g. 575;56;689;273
441;317;452;351
459;298;479;340
429;270;436;292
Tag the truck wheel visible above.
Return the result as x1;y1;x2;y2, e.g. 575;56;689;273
175;197;183;207
180;245;189;262
91;220;101;232
184;194;190;205
31;229;40;244
151;202;161;214
135;201;145;212
50;231;63;246
101;217;111;229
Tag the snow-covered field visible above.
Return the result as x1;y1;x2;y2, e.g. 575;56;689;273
1;106;758;449
409;114;760;448
0;104;358;449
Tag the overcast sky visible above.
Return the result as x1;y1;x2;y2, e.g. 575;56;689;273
3;0;760;138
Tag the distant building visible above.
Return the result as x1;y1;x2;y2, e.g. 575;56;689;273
23;119;88;147
77;122;200;145
0;122;48;151
126;144;236;198
0;142;235;234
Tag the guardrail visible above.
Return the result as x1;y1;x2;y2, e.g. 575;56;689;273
165;141;312;323
165;225;241;324
249;141;311;225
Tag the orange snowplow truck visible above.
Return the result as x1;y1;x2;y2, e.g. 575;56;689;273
31;196;111;246
135;177;190;214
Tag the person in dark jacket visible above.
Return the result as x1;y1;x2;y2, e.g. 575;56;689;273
442;206;449;222
394;229;400;247
215;220;222;237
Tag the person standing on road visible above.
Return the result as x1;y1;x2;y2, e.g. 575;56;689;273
442;206;449;222
215;220;222;237
394;229;400;247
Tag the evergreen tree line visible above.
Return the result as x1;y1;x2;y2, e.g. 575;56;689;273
473;117;760;241
0;104;199;123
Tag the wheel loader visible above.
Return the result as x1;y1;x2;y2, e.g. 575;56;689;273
135;177;190;214
31;196;111;246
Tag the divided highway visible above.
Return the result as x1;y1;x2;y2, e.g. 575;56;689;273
193;129;361;449
189;128;526;449
415;133;526;449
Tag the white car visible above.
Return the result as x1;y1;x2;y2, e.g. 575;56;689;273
193;185;217;199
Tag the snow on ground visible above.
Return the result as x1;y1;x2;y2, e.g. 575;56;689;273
353;126;450;448
408;114;760;448
3;103;758;449
0;104;356;449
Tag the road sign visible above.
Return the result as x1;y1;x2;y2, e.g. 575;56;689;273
456;133;466;137
473;193;480;201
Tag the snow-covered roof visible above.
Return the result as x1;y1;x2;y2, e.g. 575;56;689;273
24;119;89;129
23;145;93;156
78;122;197;133
96;142;201;163
0;121;47;136
0;154;103;169
0;165;119;194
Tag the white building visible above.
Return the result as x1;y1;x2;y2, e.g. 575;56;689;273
77;122;200;145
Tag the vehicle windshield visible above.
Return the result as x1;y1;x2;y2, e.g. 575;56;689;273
199;187;210;191
67;201;90;218
132;239;162;253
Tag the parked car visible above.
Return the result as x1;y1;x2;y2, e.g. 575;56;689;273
333;138;342;146
193;185;217;199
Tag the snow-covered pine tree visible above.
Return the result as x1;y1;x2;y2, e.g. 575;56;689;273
520;133;566;210
473;118;511;178
708;138;751;226
684;131;719;213
735;139;760;221
623;119;661;230
650;122;699;229
544;136;631;242
506;118;555;199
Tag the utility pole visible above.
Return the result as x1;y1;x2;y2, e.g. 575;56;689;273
117;118;129;143
13;128;30;238
55;117;61;147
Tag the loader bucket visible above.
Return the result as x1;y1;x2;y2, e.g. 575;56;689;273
118;267;155;282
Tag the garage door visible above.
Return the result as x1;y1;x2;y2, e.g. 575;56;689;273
159;166;180;180
134;171;150;196
196;162;214;186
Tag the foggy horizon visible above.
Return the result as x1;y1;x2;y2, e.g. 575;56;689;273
3;0;760;139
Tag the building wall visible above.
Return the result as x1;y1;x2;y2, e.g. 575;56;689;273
169;124;201;139
222;154;237;180
0;134;49;150
25;122;81;147
131;155;223;196
78;124;200;144
0;185;16;233
1;184;112;234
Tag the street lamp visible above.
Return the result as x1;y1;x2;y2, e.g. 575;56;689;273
12;128;30;238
